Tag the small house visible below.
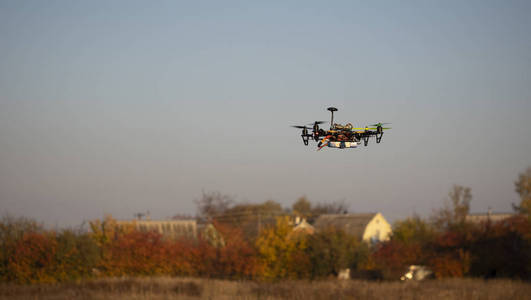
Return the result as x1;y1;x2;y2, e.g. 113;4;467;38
313;213;392;244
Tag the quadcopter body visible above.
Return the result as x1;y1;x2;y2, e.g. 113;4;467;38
292;107;391;150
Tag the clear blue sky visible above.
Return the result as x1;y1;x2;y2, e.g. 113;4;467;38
1;1;530;227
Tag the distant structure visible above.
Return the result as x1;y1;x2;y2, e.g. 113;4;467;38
200;223;225;248
290;216;315;236
313;213;392;244
466;209;515;224
116;216;197;240
337;268;351;280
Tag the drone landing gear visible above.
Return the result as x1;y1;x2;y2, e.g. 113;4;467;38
302;134;309;146
363;136;369;147
376;132;383;144
299;127;310;146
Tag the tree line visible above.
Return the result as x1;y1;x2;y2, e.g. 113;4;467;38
0;167;530;284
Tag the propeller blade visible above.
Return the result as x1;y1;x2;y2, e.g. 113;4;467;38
367;127;391;130
291;125;310;129
308;121;327;125
369;122;391;127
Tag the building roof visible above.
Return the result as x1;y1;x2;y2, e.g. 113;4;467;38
291;218;315;235
313;213;378;237
115;219;197;239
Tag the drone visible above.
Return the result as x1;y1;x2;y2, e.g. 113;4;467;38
292;107;391;150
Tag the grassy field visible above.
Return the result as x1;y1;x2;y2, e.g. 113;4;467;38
1;277;530;300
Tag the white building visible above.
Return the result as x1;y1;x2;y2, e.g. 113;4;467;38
313;213;392;244
115;219;197;239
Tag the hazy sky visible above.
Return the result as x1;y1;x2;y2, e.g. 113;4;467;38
1;1;530;227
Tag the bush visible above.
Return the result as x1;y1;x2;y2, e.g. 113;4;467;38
0;215;44;283
54;229;100;281
306;227;365;278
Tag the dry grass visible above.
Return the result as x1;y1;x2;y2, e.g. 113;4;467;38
1;277;530;300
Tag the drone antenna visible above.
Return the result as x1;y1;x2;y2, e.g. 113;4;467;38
327;107;338;130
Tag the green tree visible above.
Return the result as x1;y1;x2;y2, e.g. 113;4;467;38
513;167;531;215
392;215;434;244
54;229;100;281
306;227;362;278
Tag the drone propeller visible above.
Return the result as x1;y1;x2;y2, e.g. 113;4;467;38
292;125;312;145
352;127;373;132
308;121;326;141
308;121;327;126
352;126;391;132
369;122;391;127
364;127;392;130
369;123;391;135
